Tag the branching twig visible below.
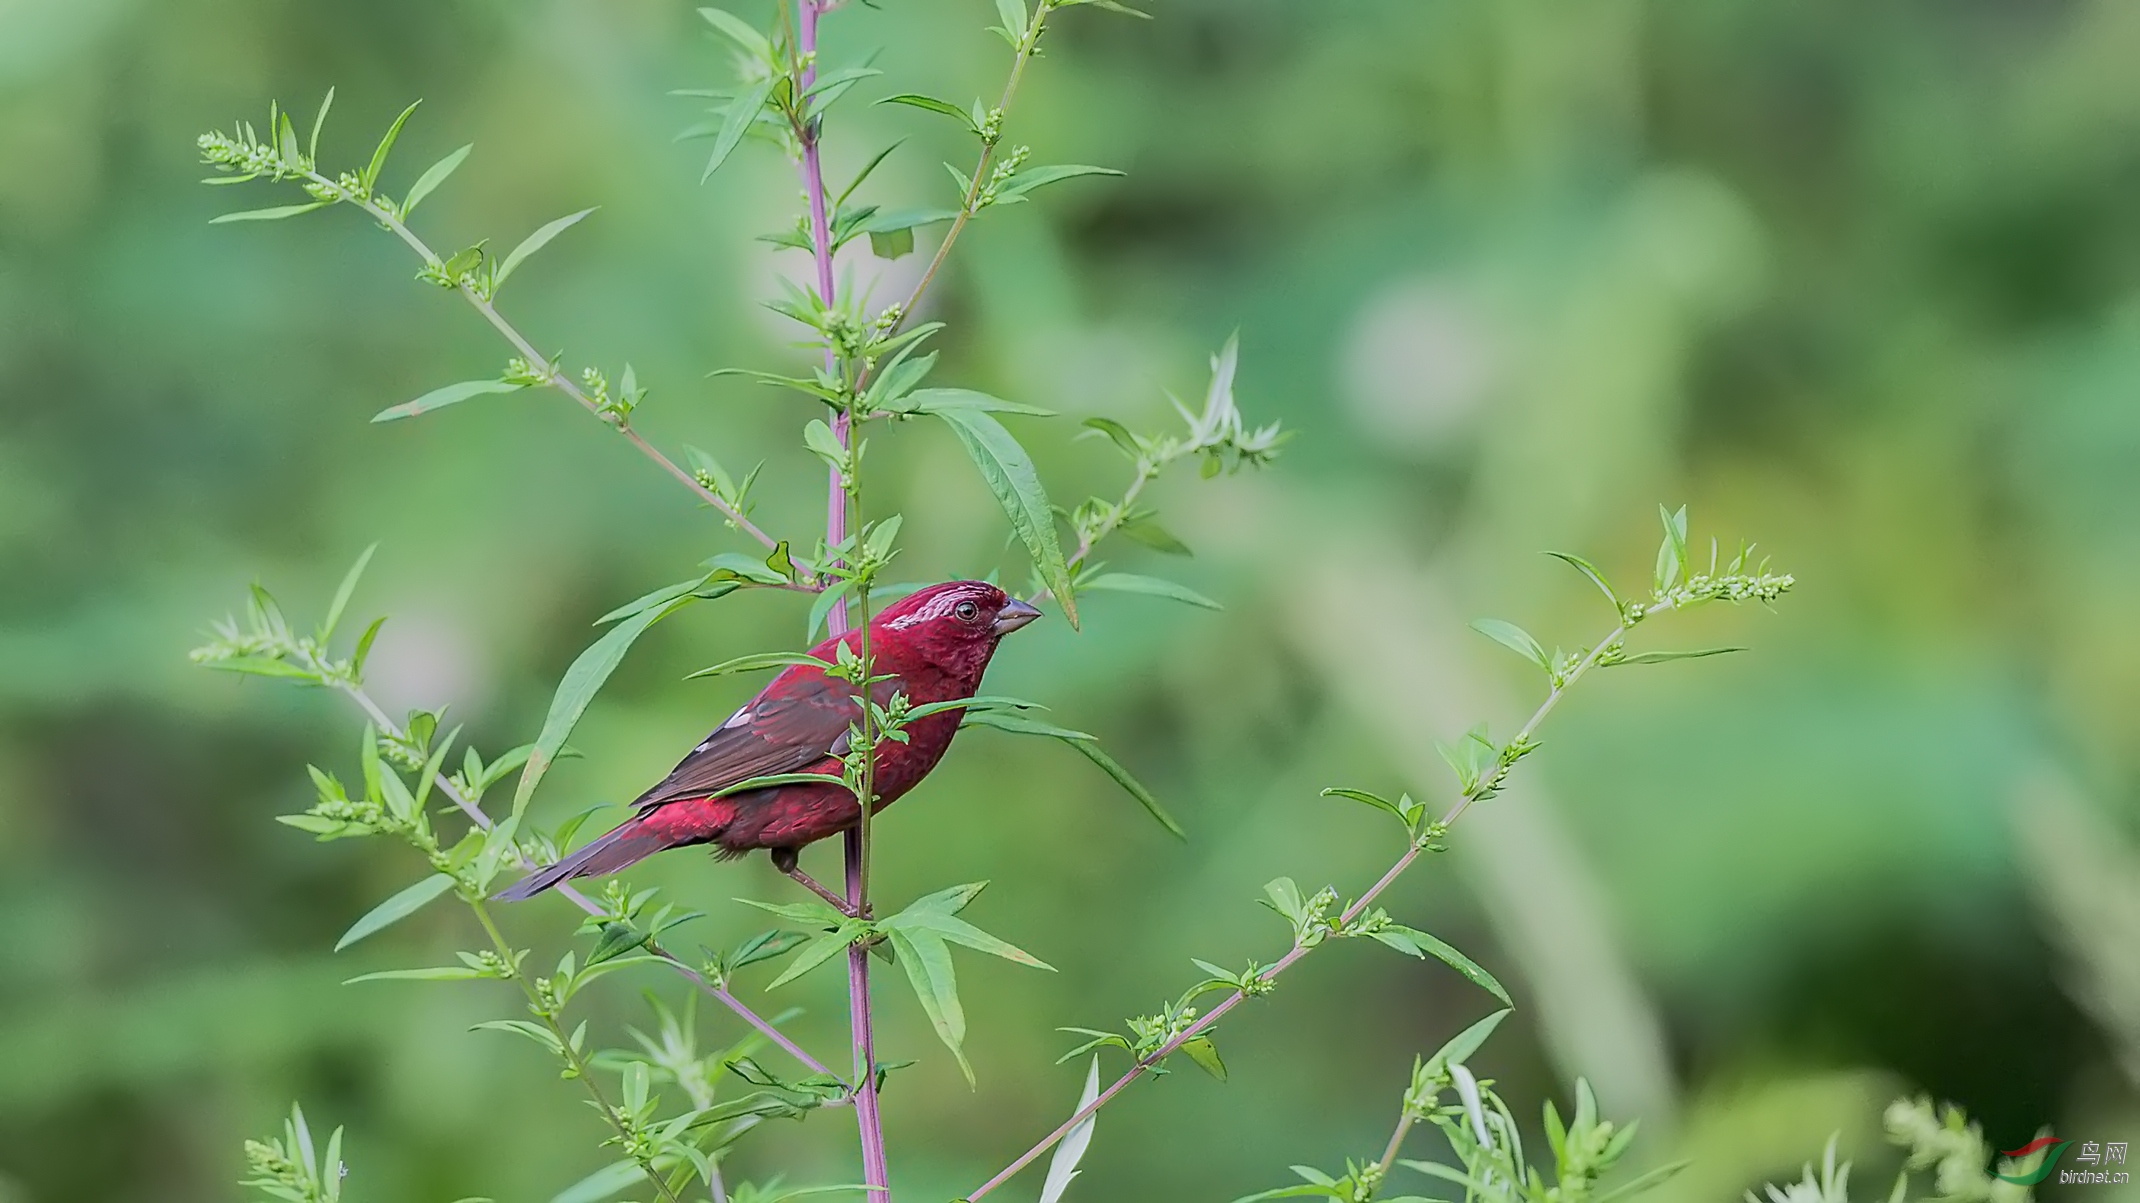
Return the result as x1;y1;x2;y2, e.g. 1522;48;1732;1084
332;676;843;1085
963;598;1694;1199
294;167;785;552
467;899;690;1203
888;3;1054;336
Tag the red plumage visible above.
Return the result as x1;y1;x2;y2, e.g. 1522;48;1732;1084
495;581;1041;900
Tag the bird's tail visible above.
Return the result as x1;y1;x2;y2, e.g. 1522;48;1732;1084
493;815;671;902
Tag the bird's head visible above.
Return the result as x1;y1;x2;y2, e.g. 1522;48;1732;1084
872;580;1042;675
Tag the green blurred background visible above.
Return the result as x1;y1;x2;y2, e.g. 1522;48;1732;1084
7;0;2140;1199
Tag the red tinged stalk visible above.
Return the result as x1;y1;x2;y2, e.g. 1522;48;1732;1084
788;0;897;1187
495;583;1041;898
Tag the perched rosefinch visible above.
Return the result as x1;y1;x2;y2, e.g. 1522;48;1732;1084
496;580;1042;903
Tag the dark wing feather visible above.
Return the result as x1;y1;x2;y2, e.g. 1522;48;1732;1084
629;671;860;809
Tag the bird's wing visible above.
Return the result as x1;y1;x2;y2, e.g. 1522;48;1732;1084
629;670;862;809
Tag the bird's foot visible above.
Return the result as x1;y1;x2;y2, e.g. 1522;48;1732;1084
783;865;866;918
768;847;869;918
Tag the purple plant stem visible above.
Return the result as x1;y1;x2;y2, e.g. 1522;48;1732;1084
795;0;890;1193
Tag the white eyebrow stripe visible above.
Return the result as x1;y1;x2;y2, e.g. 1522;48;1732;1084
885;589;973;629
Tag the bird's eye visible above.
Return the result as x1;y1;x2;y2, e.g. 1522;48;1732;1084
954;600;980;622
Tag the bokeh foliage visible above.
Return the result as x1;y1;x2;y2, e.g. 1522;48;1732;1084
4;0;2140;1200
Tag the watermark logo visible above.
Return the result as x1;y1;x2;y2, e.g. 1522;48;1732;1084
1997;1136;2129;1186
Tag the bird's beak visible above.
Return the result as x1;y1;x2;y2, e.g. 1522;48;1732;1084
992;598;1043;636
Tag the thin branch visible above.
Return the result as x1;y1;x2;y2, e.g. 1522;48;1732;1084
964;608;1653;1200
1026;457;1161;605
1374;1106;1416;1182
300;168;785;552
331;677;843;1086
468;897;689;1203
888;3;1053;335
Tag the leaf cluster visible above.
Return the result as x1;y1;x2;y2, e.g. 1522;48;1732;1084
737;882;1051;1084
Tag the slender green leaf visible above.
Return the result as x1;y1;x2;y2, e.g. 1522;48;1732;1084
1178;1035;1226;1080
711;772;850;799
903;694;1043;722
1321;787;1410;833
510;596;694;821
306;88;335;160
765;926;860;990
1401;1161;1493;1194
994;164;1124;203
400;143;471;216
495;207;596;290
1593;1161;1693;1203
1082;572;1221;610
1070;738;1184;838
1375;925;1513;1006
734;896;850;928
697;7;772;62
352;615;387;677
803;65;882;114
855;206;960;235
1545;550;1624;612
862;350;938;411
876;93;980;134
886;910;1052;970
550;1158;646;1203
1654;503;1689;592
838;139;906;207
895;387;1054;417
703;548;794;585
955;712;1184;836
363;101;421;191
901;880;989;916
344;966;487;984
596;575;710;625
886;928;972;1083
1611;647;1746;666
1228;1187;1343;1202
334;874;455;952
686;651;832;680
931;406;1077;626
727;929;811;972
703;76;775;182
1074;0;1152;15
994;0;1030;40
1080;416;1142;458
959;710;1093;740
1119;518;1192;556
1469;618;1551;672
372;379;525;423
807;577;856;640
1263;877;1306;924
320;543;379;644
211;201;330;223
206;656;315;680
868;226;914;259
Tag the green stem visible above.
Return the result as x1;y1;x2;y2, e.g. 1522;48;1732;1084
327;675;843;1084
469;899;687;1203
298;168;784;552
1436;620;1627;829
886;0;1052;336
965;611;1643;1199
1374;1110;1416;1185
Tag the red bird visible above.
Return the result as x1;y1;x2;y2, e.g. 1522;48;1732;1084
497;580;1041;902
